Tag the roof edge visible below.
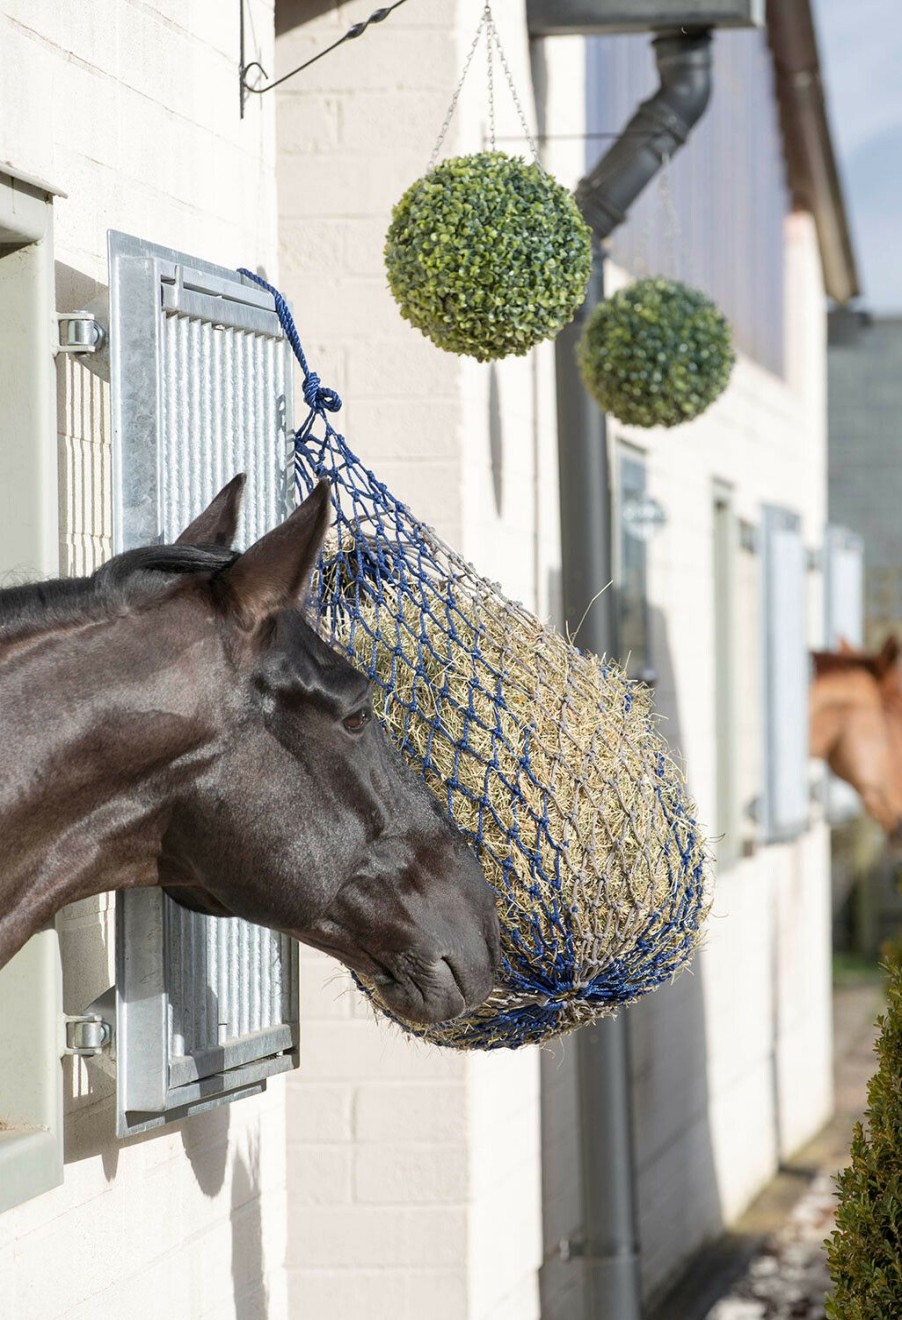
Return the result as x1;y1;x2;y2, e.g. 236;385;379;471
766;0;859;304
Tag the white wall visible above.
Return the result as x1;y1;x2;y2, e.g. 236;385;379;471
611;209;833;1299
0;5;290;1317
275;2;836;1314
276;2;547;1316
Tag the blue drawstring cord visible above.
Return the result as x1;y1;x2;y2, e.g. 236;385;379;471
236;269;343;442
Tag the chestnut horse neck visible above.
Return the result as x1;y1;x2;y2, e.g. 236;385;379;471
809;638;902;836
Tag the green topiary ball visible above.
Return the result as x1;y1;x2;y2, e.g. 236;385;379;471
385;151;592;362
576;277;735;428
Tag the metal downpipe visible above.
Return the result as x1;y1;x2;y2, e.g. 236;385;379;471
553;28;715;1320
577;28;713;240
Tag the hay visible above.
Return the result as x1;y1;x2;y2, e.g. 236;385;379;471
232;267;710;1050
316;527;710;1050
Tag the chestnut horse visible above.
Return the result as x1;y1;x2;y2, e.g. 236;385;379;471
0;477;499;1025
810;636;902;837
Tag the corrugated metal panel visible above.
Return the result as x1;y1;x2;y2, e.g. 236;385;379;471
108;230;299;1137
760;504;810;841
585;27;788;376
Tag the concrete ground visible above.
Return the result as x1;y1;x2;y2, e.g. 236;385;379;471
648;976;886;1320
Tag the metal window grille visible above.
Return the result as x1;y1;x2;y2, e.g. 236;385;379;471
108;230;299;1136
760;504;810;842
823;525;865;825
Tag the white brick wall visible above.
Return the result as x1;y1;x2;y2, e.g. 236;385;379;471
276;3;545;1317
609;211;834;1298
277;3;835;1314
0;2;836;1315
0;4;289;1317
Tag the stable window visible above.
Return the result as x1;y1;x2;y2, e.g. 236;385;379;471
0;167;64;1212
107;231;300;1135
760;503;810;842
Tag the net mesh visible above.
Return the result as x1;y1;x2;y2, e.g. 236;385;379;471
239;270;710;1050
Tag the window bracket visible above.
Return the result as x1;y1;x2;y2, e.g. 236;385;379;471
64;986;116;1065
55;310;106;355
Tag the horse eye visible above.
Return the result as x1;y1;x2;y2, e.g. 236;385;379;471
343;707;371;734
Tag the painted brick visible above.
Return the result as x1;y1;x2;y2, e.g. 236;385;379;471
277;95;342;155
287;1143;353;1206
354;1082;467;1144
286;1083;353;1142
296;1018;466;1083
288;1203;467;1269
288;1267;467;1320
353;1142;468;1204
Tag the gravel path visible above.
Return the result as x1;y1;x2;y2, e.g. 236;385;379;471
705;1172;837;1320
703;978;886;1320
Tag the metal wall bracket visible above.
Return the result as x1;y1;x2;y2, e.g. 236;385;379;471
64;987;116;1062
56;311;106;355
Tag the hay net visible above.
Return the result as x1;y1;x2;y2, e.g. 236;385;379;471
239;271;710;1051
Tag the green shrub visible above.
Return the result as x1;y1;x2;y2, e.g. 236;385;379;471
576;277;735;428
384;150;592;362
825;957;902;1318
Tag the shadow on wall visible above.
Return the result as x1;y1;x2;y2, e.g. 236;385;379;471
231;1132;269;1320
489;363;504;517
539;604;723;1315
276;0;342;36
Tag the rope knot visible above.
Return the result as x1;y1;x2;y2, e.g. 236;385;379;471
303;372;343;414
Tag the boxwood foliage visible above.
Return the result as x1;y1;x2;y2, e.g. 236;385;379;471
825;957;902;1320
384;151;592;362
577;277;735;428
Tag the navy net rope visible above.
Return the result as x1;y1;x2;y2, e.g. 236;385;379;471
239;270;709;1050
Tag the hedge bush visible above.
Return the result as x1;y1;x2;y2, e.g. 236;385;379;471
825;957;902;1319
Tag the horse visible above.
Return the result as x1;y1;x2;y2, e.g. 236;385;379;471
810;636;902;839
0;476;499;1026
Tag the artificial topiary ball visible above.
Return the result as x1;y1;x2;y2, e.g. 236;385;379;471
577;277;735;428
385;151;592;362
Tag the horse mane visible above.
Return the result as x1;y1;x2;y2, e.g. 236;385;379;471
812;644;902;724
0;543;239;641
811;650;881;679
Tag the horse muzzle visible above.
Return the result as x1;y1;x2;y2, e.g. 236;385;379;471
307;835;500;1025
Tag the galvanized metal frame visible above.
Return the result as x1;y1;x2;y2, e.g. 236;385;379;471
760;503;810;843
108;230;299;1137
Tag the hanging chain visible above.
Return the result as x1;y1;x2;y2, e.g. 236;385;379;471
429;2;541;170
485;8;540;163
485;4;495;151
429;8;490;170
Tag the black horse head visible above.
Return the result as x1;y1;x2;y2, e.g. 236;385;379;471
0;477;499;1025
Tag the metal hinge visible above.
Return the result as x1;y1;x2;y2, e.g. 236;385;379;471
64;987;116;1061
65;1015;111;1056
56;311;106;355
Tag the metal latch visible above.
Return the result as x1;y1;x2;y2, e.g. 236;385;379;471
56;311;106;355
64;987;116;1060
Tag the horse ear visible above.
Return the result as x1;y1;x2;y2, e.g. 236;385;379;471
837;637;856;655
177;474;246;547
219;480;331;625
876;636;900;677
